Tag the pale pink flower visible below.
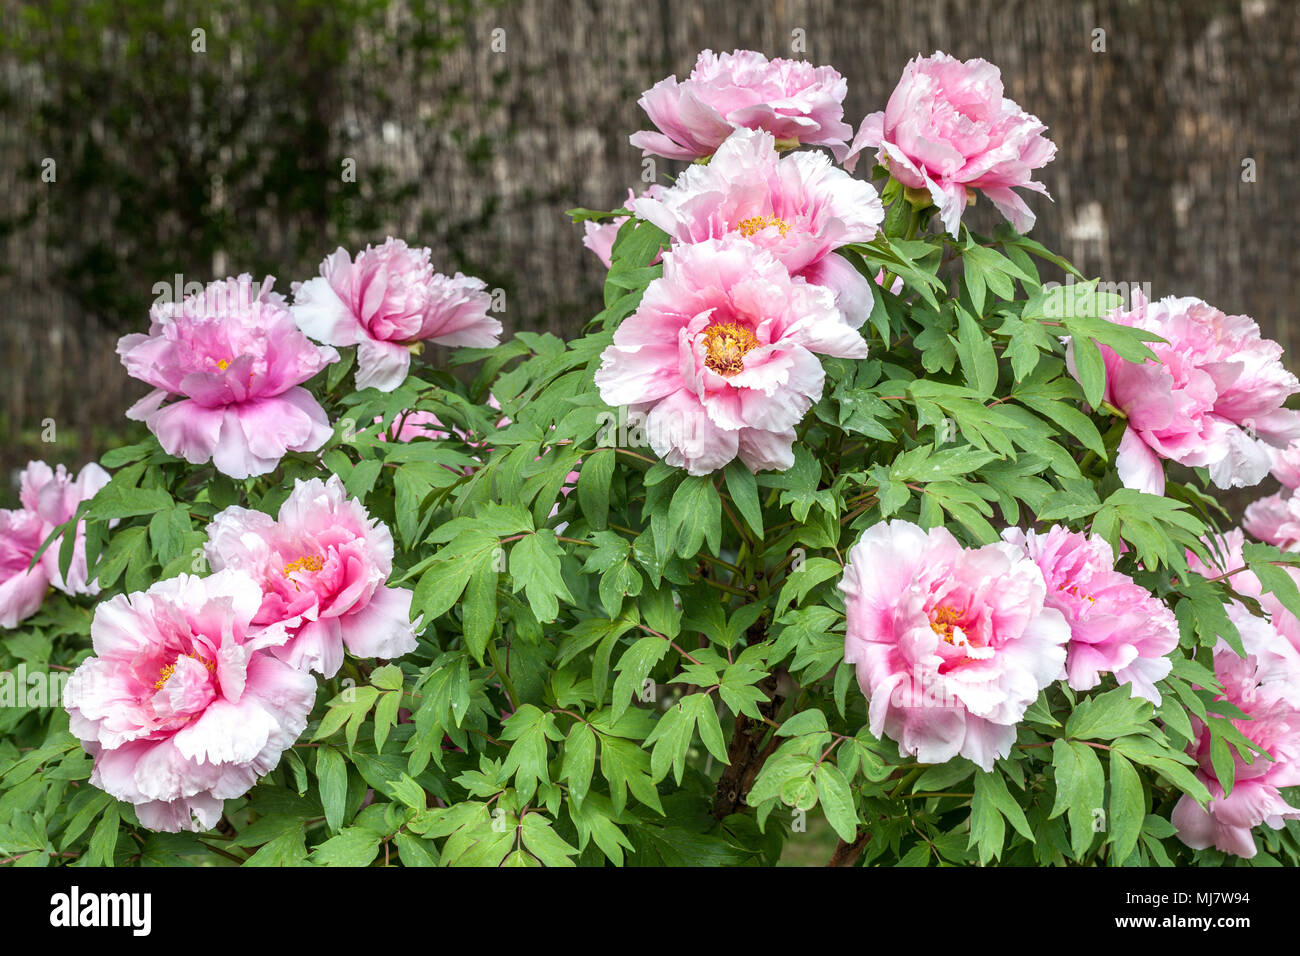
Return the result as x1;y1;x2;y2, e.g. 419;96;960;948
593;235;867;475
582;187;666;269
839;520;1070;771
630;49;852;161
373;410;451;443
292;238;500;392
0;461;110;627
875;269;904;296
0;507;48;628
629;128;883;322
1244;492;1300;552
19;460;111;596
842;51;1056;235
1187;529;1300;657
63;569;317;832
582;220;622;269
204;476;418;678
1267;441;1300;490
118;275;338;479
1172;611;1300;858
1003;525;1178;704
1081;291;1300;496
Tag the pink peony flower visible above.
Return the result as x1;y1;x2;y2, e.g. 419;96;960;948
20;460;111;596
1172;610;1300;858
593;235;867;475
1080;291;1300;497
373;410;451;443
1269;442;1300;489
0;507;48;629
1187;529;1300;657
292;238;501;393
62;569;317;832
1244;492;1300;552
1003;525;1178;703
204;476;418;677
118;275;338;479
0;461;110;627
842;51;1056;236
629;49;852;161
839;519;1070;771
582;187;666;269
583;220;622;269
875;268;904;296
629;128;883;322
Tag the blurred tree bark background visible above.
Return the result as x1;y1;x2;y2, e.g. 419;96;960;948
1;0;1296;508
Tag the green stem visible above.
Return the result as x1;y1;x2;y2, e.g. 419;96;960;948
486;642;519;709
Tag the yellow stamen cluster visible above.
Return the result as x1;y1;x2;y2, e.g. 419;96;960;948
154;654;216;691
215;358;230;371
929;605;963;644
283;555;324;576
1059;582;1097;605
735;214;790;238
702;322;760;377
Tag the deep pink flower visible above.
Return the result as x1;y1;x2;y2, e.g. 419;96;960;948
630;49;852;161
1003;525;1178;703
0;461;109;627
204;476;418;677
629;128;883;321
63;569;317;832
292;238;500;392
118;275;338;479
842;51;1056;235
1081;291;1300;496
1172;610;1300;858
593;235;867;475
839;520;1069;771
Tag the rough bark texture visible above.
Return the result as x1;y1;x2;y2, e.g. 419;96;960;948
3;0;1297;502
712;672;786;819
826;830;872;866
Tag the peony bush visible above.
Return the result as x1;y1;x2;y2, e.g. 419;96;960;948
3;47;1300;867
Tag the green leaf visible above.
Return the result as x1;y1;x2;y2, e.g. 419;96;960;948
576;448;615;531
311;826;382;867
1071;336;1106;408
461;560;500;662
1108;750;1144;863
668;476;722;558
815;763;858;843
519;815;578;867
1064;687;1154;741
953;306;998;396
509;531;574;624
84;803;120;866
611;636;669;724
394;831;439;867
243;824;309;866
500;705;562;803
969;771;1007;864
598;735;663;815
1050;739;1106;860
561;722;597;806
316;745;348;833
723;461;763;537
